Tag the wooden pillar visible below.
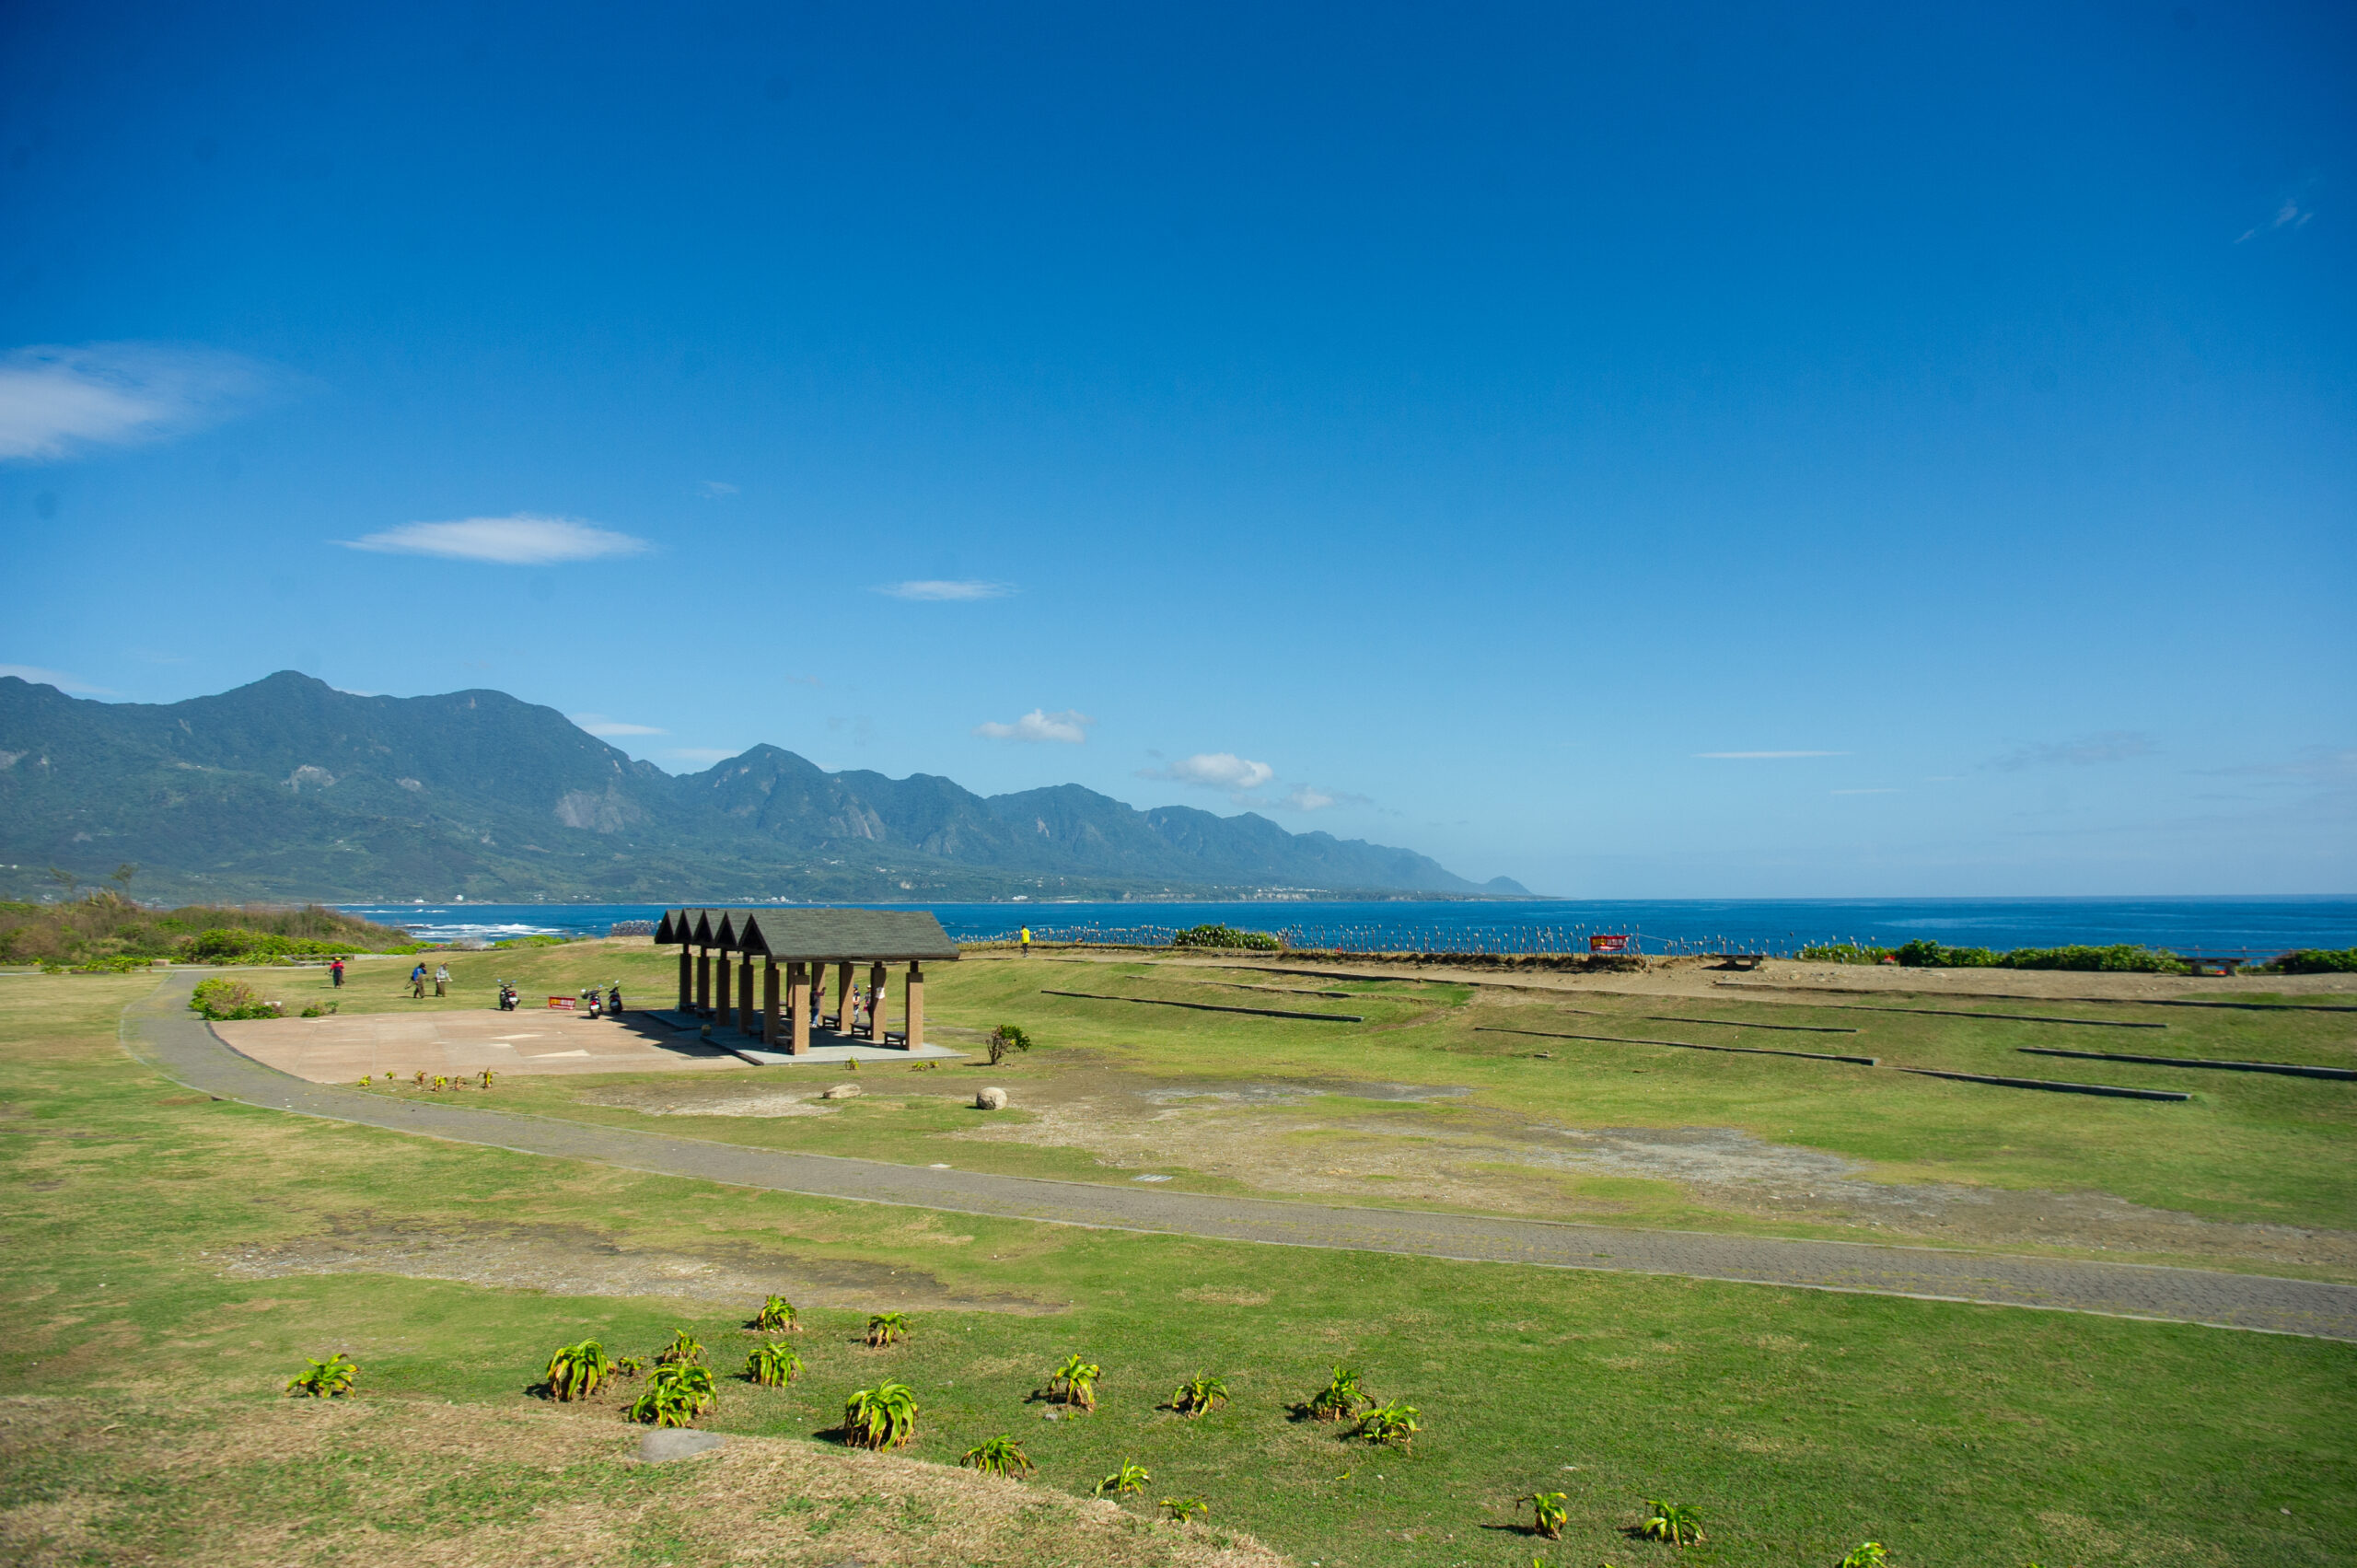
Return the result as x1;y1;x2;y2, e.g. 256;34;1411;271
695;948;711;1014
712;950;731;1023
867;961;888;1043
905;959;923;1050
737;953;756;1034
788;961;810;1055
836;960;853;1036
762;959;781;1046
677;947;691;1012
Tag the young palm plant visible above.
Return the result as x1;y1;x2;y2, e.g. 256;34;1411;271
745;1340;804;1388
842;1381;919;1449
1169;1373;1229;1418
1049;1353;1100;1411
753;1295;801;1333
1838;1545;1887;1568
1307;1364;1367;1422
628;1364;716;1427
1097;1460;1151;1497
961;1434;1036;1479
1160;1496;1209;1525
865;1311;910;1348
545;1340;616;1401
284;1353;358;1398
1637;1500;1704;1547
656;1329;705;1365
1524;1490;1570;1540
614;1355;647;1376
1354;1400;1420;1449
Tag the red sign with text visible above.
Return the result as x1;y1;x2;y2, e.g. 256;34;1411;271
1588;935;1631;954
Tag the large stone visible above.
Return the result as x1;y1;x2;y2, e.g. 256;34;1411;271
819;1083;863;1100
975;1086;1007;1110
637;1429;726;1462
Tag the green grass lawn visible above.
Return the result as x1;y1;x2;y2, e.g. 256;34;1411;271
2;968;2354;1565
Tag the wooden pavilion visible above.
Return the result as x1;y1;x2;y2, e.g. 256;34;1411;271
651;908;960;1055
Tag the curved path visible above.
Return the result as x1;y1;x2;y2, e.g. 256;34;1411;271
125;975;2357;1342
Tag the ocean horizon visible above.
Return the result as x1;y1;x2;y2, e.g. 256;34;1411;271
339;895;2357;958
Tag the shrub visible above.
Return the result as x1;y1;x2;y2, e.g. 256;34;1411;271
1893;938;2189;973
962;1434;1035;1478
2270;947;2357;973
1526;1490;1569;1539
629;1364;715;1426
1170;923;1283;951
190;978;279;1021
1354;1399;1419;1448
842;1381;918;1449
1636;1500;1703;1546
986;1025;1032;1066
1307;1365;1367;1422
1097;1460;1151;1497
753;1295;801;1333
1160;1496;1209;1524
546;1340;615;1401
1169;1373;1228;1418
297;1001;339;1017
1048;1353;1099;1411
656;1329;705;1365
285;1353;358;1398
1838;1544;1888;1568
865;1311;909;1347
745;1340;803;1388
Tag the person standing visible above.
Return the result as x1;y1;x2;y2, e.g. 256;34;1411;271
1019;925;1031;953
410;962;427;999
330;957;345;989
434;962;450;997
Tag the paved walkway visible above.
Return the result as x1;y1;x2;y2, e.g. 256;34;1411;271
126;975;2357;1342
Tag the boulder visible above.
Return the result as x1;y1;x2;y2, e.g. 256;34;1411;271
819;1083;863;1101
974;1086;1008;1110
637;1430;726;1462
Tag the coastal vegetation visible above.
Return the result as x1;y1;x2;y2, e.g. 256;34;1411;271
1168;923;1284;950
0;889;414;969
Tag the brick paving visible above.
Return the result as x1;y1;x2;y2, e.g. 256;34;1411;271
130;975;2357;1342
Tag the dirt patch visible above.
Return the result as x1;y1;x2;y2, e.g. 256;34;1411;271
577;1082;836;1118
210;1216;1063;1315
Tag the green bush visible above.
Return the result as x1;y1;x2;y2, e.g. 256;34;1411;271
2268;947;2357;974
1892;939;2189;974
177;928;362;964
1797;943;1891;964
189;978;281;1021
1170;923;1283;951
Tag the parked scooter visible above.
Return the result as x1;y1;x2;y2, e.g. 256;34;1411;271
578;985;604;1019
496;980;519;1012
606;981;623;1016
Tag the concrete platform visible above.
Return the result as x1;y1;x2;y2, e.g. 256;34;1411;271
212;1007;749;1084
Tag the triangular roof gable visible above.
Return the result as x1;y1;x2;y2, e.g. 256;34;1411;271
731;909;960;961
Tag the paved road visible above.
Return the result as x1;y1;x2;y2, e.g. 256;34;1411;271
124;975;2357;1342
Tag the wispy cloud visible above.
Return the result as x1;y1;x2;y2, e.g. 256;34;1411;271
0;663;115;695
1141;752;1277;795
2237;197;2315;244
1695;749;1848;760
0;342;280;462
1992;731;2154;771
877;579;1016;601
668;747;736;765
1276;784;1371;811
343;514;652;565
695;479;738;497
974;708;1094;744
571;713;667;738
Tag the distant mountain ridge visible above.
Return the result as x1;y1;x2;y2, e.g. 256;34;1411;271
0;672;1529;903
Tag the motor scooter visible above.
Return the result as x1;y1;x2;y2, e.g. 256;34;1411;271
578;985;603;1019
496;981;519;1011
606;982;623;1016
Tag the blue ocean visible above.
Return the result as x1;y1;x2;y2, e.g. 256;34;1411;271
339;897;2356;960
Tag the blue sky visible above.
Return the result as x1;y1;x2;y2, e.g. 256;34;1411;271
2;1;2350;897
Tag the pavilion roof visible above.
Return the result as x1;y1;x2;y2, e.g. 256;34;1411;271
655;907;959;961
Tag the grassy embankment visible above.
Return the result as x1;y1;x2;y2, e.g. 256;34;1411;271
275;941;2357;1269
1;965;2351;1565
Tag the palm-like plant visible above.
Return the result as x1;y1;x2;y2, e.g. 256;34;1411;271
961;1434;1035;1478
1637;1500;1704;1547
1049;1353;1100;1411
1354;1400;1420;1448
754;1294;801;1333
1307;1364;1367;1422
285;1353;358;1398
1838;1545;1887;1568
842;1381;919;1449
614;1355;647;1376
1160;1496;1208;1524
1525;1490;1569;1540
865;1311;910;1348
656;1329;705;1365
628;1363;715;1427
546;1339;615;1401
1169;1373;1229;1418
745;1340;803;1388
1097;1460;1151;1497
986;1024;1032;1066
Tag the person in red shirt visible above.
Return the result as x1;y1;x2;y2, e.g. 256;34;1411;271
330;957;345;989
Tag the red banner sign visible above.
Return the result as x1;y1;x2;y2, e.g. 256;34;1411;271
546;995;575;1009
1588;935;1631;954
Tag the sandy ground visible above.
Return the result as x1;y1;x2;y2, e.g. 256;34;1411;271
212;1008;752;1082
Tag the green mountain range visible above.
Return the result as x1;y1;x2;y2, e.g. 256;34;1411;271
0;672;1527;904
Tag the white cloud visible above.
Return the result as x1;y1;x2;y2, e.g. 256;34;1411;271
0;342;279;461
2237;198;2314;243
695;480;738;497
1993;732;2154;771
1695;749;1848;760
0;663;114;694
1142;752;1277;793
877;579;1016;601
571;714;667;738
974;708;1095;744
668;748;736;764
343;514;652;565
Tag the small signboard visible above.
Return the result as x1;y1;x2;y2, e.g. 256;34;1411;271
547;995;575;1010
1588;934;1632;955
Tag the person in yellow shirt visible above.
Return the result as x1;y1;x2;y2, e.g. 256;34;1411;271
1019;925;1031;953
